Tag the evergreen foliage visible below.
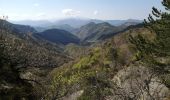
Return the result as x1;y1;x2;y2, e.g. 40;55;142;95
129;0;170;88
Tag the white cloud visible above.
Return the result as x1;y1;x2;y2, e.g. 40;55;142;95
62;9;80;16
94;10;99;15
33;3;40;7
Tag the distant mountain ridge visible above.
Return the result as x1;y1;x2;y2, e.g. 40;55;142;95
34;24;75;32
11;20;53;27
11;18;142;28
1;20;80;45
6;19;143;45
73;22;128;42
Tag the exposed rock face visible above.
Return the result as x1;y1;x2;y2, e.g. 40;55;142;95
60;90;84;100
111;65;170;100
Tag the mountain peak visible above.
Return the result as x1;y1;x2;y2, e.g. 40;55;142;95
87;22;96;25
97;22;114;27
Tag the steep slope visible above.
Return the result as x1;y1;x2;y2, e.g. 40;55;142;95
43;26;169;100
34;29;80;45
0;20;73;99
64;43;90;58
0;19;71;68
0;45;35;99
74;22;126;42
0;20;37;34
13;24;37;33
98;23;144;40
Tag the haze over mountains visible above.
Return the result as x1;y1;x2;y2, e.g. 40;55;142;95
11;18;142;28
9;18;142;44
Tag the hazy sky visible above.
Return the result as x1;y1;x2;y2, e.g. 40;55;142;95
0;0;163;21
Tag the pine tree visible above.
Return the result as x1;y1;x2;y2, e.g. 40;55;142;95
129;0;170;88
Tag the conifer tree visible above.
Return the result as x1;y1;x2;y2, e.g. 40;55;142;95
129;0;170;88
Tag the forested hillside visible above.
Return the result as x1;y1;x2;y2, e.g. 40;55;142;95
0;0;170;100
34;29;80;45
73;22;127;42
0;19;71;99
43;0;170;99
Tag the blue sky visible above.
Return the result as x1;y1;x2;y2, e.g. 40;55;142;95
0;0;163;21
